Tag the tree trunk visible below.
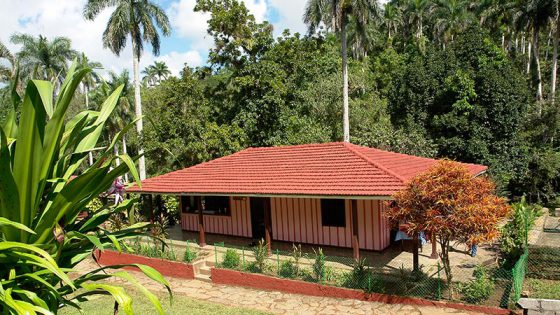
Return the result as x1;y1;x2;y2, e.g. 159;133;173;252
527;41;532;74
122;135;129;183
412;232;419;272
522;35;526;54
132;41;147;180
534;30;544;105
439;238;453;299
341;19;350;143
552;18;559;102
114;138;120;167
85;85;94;166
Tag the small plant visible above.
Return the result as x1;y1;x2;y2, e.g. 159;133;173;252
183;244;197;263
343;258;370;289
313;248;326;282
291;244;302;277
459;265;494;303
278;260;297;278
221;249;241;269
253;239;269;273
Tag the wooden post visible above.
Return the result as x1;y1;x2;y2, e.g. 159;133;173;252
148;194;154;223
198;197;206;247
413;232;419;272
264;198;272;256
351;200;360;261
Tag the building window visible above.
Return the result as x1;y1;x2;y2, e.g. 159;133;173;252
182;196;230;216
321;199;346;227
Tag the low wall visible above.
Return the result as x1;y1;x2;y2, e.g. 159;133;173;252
96;250;195;279
211;268;511;315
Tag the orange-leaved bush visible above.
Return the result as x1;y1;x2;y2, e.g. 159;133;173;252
386;160;510;295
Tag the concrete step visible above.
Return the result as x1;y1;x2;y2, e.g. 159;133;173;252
199;267;211;276
194;273;212;283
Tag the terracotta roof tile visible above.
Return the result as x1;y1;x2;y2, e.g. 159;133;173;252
128;142;487;197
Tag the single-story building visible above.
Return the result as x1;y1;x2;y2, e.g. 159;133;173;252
128;142;486;258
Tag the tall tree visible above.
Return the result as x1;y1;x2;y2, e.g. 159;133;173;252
431;0;473;46
382;3;403;40
0;40;16;84
404;0;430;41
84;0;171;180
10;34;77;84
304;0;380;142
76;52;102;165
151;61;171;82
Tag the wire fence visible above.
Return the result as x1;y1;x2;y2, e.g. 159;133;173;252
211;241;525;308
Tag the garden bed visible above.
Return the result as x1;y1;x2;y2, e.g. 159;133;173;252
96;250;196;279
211;268;510;315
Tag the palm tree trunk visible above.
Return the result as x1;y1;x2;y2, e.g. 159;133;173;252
122;135;129;183
85;85;94;166
114;138;120;166
534;30;544;104
527;41;532;74
522;35;526;54
341;19;350;143
552;19;559;102
132;41;147;180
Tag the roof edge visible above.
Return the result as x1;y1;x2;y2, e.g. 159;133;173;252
342;142;408;183
125;190;394;200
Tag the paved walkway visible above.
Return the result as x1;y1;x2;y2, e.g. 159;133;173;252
77;259;480;315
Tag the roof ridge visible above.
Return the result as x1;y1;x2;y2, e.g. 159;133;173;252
342;142;408;183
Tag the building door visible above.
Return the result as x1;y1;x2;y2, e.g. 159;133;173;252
250;197;271;240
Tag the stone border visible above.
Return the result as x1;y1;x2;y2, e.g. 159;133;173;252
211;268;512;315
95;250;195;279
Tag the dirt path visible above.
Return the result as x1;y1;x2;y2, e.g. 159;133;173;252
76;259;481;315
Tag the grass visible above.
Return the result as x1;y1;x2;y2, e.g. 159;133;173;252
525;278;560;299
59;288;271;315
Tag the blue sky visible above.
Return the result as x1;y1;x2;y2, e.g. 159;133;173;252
0;0;311;76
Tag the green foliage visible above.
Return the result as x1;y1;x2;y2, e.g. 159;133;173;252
459;265;494;303
183;244;198;263
312;248;326;282
389;27;530;191
130;239;178;261
291;244;302;277
221;249;241;269
278;260;297;279
500;198;541;261
0;63;170;314
252;239;268;273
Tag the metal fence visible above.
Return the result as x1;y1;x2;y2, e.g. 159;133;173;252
211;241;525;309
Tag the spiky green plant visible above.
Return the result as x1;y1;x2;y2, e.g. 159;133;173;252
0;62;170;314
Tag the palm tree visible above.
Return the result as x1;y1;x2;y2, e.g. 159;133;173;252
10;34;77;85
431;0;473;46
84;0;171;180
304;0;380;142
404;0;431;41
151;61;171;82
382;3;403;40
142;65;157;86
526;0;555;104
0;40;16;84
76;53;103;165
92;70;134;182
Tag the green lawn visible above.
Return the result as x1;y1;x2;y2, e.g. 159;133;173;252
525;278;560;300
59;289;270;315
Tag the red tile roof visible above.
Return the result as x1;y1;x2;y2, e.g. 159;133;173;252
128;142;487;197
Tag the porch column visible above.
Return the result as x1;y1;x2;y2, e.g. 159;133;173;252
351;200;360;260
264;198;272;255
198;198;206;247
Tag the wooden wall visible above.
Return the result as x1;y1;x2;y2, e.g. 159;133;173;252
270;198;390;251
180;196;390;251
181;196;252;238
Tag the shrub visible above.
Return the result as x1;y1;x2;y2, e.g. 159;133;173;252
459;265;494;303
501;198;541;261
343;258;370;289
253;239;268;273
221;249;241;269
183;245;197;263
313;248;326;282
278;260;297;278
